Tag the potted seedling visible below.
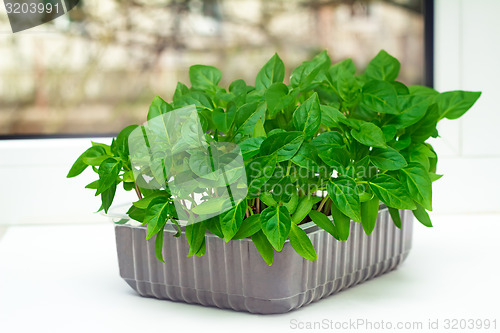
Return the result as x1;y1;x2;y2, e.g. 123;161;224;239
68;50;480;314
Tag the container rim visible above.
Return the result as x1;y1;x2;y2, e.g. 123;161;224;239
109;202;389;237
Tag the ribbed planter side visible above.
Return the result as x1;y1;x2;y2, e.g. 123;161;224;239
115;207;413;314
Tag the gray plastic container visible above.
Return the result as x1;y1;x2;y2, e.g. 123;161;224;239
114;207;413;314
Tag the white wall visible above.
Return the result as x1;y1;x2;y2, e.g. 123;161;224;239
431;0;500;214
1;0;499;228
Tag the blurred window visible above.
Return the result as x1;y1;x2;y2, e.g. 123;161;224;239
0;0;430;136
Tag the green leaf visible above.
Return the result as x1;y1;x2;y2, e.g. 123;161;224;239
253;118;266;137
85;180;99;190
429;173;443;182
219;200;247;241
309;210;337;238
189;65;222;91
290;50;330;89
251;230;274;266
213;106;236;133
147;96;173;121
246;154;277;195
292;195;315;224
369;174;416;210
97;158;122;195
318;148;349;169
388;207;402;228
399;163;433;211
365;50;400;81
233;214;261;240
291;143;321;172
255;53;285;90
360;196;379;235
293;93;321;139
175;91;214;112
311;132;349;168
382;125;397;141
205;216;223;238
311;131;344;149
98;181;117;214
91;141;112;155
358;186;373;203
259;191;277;207
320;105;346;127
127;205;146;223
229;79;247;96
426;143;438;173
393;95;431;129
330;203;351;241
327;177;361;222
143;197;170;239
329;58;356;81
154;226;165;263
392;81;410;95
370;146;408;170
351;122;387;148
413;202;433;227
189;150;218;181
270;176;295;203
82;155;108;167
260;131;304;162
113;124;139;158
172;82;190;105
409;85;439;97
436;90;481;120
239;136;265;159
283;189;299;214
267;128;285;136
359;80;398;114
406;104;440;143
264;82;290;115
234;102;266;136
260;205;292;251
191;197;230;215
67;146;106;178
391;135;411;151
337;70;361;105
132;192;170;209
289;224;317;261
185;221;207;257
194;239;206;257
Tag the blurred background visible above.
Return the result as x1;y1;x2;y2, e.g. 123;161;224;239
0;0;427;136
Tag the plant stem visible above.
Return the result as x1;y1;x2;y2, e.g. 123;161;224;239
324;199;332;215
286;160;292;177
317;196;328;212
256;197;260;214
134;183;143;200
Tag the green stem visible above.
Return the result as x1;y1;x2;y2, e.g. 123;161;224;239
317;196;329;212
286;160;292;177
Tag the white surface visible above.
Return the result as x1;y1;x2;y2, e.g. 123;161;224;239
1;214;499;333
